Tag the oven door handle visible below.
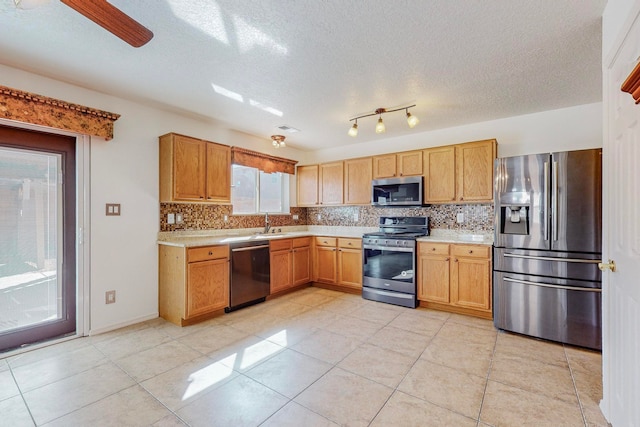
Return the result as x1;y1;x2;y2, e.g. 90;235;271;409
363;245;414;253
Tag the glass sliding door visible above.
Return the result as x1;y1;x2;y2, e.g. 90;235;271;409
0;125;76;352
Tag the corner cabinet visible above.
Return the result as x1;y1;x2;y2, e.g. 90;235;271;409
423;139;496;204
417;242;492;319
159;132;231;203
159;244;230;326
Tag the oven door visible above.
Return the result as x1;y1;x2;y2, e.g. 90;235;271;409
362;244;416;294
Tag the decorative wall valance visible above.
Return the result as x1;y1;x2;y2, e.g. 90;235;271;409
621;61;640;104
0;85;120;140
231;146;298;174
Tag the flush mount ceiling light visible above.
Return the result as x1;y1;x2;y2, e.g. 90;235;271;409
271;134;286;148
348;104;419;137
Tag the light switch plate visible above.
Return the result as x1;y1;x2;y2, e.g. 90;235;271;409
106;203;121;216
456;213;464;223
167;213;175;224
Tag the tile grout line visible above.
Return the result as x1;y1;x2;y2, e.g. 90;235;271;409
564;345;589;427
475;327;500;427
7;363;38;427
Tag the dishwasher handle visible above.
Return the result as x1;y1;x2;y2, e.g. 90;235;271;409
231;244;270;252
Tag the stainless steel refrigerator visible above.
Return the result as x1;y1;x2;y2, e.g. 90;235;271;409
493;148;602;350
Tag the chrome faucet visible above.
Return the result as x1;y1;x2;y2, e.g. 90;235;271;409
264;212;271;234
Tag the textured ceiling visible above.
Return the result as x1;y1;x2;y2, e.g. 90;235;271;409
0;0;606;151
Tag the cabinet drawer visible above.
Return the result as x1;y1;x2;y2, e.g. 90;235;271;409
452;244;490;259
419;242;450;255
292;237;311;248
270;238;292;252
188;245;229;262
315;236;337;247
338;238;361;249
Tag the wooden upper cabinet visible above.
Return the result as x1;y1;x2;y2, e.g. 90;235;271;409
424;146;456;203
372;154;397;179
159;132;231;203
455;139;496;203
296;165;319;206
344;157;372;205
319;162;344;205
397;150;423;176
205;142;231;202
373;151;422;179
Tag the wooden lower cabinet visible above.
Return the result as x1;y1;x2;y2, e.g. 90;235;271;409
270;237;311;294
417;242;492;318
337;238;363;290
159;244;229;326
313;237;362;291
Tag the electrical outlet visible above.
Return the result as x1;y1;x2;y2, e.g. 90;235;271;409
223;215;229;222
292;214;299;220
317;214;321;221
456;213;464;223
167;213;175;224
176;213;183;224
105;290;116;304
353;212;359;221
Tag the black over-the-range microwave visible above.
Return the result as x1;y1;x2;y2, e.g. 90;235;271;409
371;176;424;206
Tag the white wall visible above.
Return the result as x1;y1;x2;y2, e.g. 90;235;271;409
603;0;640;59
0;64;307;333
308;103;602;164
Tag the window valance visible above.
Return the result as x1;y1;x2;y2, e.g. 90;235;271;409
0;85;120;140
621;61;640;104
231;146;298;174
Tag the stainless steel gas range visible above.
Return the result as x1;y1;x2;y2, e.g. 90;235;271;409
362;216;429;308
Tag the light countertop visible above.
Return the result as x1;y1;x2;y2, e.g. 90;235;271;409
158;226;493;248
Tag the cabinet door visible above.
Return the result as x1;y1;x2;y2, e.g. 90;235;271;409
397;150;423;176
270;249;293;293
186;258;229;318
319;162;344;205
338;248;362;289
297;165;319;206
372;154;397;178
424;146;456;203
456;140;496;202
314;246;337;283
344;157;372;205
417;255;451;303
174;135;206;201
451;256;491;310
206;142;231;203
292;246;311;286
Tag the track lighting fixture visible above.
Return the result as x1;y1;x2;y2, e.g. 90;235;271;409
348;104;419;137
348;119;358;137
271;134;286;148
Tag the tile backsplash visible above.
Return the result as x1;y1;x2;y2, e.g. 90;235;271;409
160;203;493;232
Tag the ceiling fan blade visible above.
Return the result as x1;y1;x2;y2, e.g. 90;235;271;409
60;0;153;47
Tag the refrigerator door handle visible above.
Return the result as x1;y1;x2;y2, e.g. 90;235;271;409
503;277;601;292
552;160;559;242
543;161;550;241
504;252;601;264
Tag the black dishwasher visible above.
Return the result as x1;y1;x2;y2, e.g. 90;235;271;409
227;241;271;312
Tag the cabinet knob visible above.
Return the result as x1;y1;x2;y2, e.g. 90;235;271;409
348;242;352;245
460;197;464;201
468;250;473;254
208;251;213;255
445;257;450;261
431;247;436;251
454;258;458;262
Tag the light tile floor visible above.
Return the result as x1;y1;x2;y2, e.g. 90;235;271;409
0;287;608;426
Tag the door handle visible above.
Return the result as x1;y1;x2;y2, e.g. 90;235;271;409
598;260;616;272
